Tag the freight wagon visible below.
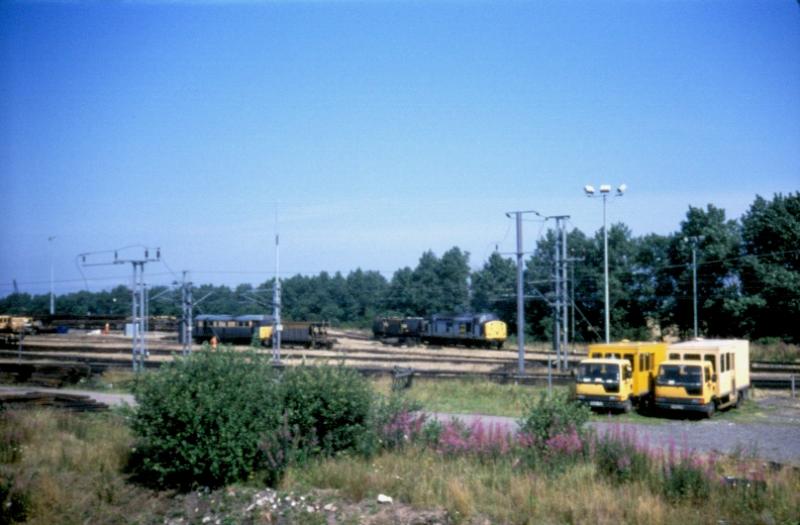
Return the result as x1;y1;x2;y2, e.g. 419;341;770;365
372;316;426;345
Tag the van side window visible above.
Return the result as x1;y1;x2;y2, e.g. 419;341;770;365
705;368;711;382
591;353;601;358
730;353;735;370
704;354;716;372
625;355;634;368
639;355;645;371
669;353;680;360
685;354;700;361
721;355;728;373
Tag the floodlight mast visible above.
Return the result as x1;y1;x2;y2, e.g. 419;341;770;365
584;184;626;344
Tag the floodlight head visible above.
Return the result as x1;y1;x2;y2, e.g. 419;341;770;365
599;184;612;194
584;185;595;195
617;184;627;195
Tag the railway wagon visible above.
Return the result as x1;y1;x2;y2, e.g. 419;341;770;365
268;322;334;349
372;316;426;345
193;314;274;344
423;313;507;349
655;339;750;417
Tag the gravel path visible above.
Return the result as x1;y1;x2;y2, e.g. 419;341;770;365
3;386;799;465
0;386;135;407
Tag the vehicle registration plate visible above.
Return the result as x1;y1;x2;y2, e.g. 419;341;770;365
670;404;683;410
589;401;603;407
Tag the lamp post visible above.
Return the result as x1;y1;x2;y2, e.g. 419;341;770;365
583;184;626;343
48;236;56;315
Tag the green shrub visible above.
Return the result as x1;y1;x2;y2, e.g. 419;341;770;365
130;348;280;489
661;459;711;502
517;390;591;446
279;365;373;457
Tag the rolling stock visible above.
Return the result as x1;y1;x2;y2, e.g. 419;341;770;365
373;313;507;349
193;314;273;344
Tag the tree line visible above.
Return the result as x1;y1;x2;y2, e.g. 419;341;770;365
2;193;798;343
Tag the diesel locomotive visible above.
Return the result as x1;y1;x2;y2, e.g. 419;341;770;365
372;313;507;349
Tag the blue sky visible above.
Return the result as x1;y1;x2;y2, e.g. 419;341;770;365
1;0;798;295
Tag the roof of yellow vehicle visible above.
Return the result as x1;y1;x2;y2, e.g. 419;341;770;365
670;339;749;348
579;357;630;365
659;359;710;367
588;341;668;350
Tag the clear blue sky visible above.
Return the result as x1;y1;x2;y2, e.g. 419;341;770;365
1;0;798;296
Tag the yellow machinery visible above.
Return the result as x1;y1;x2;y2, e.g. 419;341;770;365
655;339;750;417
575;342;668;412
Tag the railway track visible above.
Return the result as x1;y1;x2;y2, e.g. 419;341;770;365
2;333;798;390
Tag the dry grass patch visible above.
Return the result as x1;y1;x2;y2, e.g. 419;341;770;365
0;409;166;525
282;447;800;525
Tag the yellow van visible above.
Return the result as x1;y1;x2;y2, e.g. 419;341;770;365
655;339;750;417
575;342;668;412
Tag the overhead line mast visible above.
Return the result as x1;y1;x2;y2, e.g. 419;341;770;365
272;213;282;364
81;246;160;372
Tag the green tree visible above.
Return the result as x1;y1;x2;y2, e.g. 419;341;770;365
733;193;800;342
470;252;516;325
664;205;741;338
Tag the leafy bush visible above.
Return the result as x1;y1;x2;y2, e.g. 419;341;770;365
130;348;280;489
278;365;373;457
517;390;590;447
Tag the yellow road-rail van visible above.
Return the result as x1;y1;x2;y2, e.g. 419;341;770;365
575;342;668;412
655;339;750;417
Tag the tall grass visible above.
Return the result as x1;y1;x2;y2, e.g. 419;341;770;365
0;409;165;525
282;443;800;525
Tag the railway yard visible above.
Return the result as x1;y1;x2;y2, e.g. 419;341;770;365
1;328;798;389
1;329;799;467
